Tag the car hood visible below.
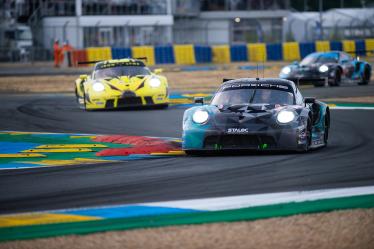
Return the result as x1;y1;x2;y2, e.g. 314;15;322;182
95;75;152;92
187;104;303;131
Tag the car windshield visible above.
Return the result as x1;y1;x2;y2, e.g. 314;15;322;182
211;87;294;106
300;52;339;65
94;66;151;79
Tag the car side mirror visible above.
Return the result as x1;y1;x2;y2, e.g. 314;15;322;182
79;74;88;80
154;68;163;74
304;97;315;104
194;97;204;105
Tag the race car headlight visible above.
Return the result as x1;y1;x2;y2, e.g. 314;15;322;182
281;66;291;75
318;65;329;73
92;82;105;92
192;110;209;124
149;78;161;88
277;110;296;124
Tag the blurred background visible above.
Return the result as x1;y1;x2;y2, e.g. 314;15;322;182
0;0;373;62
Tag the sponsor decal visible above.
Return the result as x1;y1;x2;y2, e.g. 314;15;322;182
221;83;291;92
227;128;249;134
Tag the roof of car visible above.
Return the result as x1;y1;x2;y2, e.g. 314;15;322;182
308;51;343;57
222;78;296;88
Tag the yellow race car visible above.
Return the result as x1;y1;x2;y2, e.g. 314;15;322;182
75;58;169;110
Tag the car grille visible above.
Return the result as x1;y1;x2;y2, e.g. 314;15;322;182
117;97;143;106
204;135;276;149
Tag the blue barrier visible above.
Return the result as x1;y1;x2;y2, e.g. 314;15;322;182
299;42;316;58
194;45;212;63
266;43;282;61
355;40;366;56
330;41;343;51
155;45;175;64
111;47;132;59
230;44;248;62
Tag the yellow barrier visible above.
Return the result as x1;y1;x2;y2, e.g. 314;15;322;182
247;43;267;62
173;44;196;65
365;39;374;56
212;45;230;63
86;47;112;62
131;46;155;66
315;41;330;52
282;42;300;61
342;40;355;55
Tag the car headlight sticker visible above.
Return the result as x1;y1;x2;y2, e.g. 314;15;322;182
277;110;296;124
149;78;161;88
192;110;209;124
318;65;329;73
92;82;105;92
281;66;291;75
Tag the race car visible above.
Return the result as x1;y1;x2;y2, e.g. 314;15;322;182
182;78;330;154
75;58;169;110
279;51;371;87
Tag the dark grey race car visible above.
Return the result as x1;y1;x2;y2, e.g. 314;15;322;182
182;78;330;154
279;51;371;87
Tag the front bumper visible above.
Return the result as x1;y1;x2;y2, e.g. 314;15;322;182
84;93;169;110
183;126;308;152
281;70;336;85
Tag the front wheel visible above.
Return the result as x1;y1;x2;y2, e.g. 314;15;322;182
301;118;312;152
330;69;341;86
323;114;330;146
358;66;371;85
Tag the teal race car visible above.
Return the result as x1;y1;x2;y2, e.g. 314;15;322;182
279;51;371;87
182;78;330;154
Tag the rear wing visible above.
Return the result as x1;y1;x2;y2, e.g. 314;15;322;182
77;61;101;65
77;57;148;65
222;78;234;83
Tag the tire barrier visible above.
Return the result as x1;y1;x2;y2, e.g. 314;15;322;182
247;43;267;62
212;45;230;63
230;44;248;62
72;39;374;66
316;40;330;52
173;44;195;65
132;46;155;65
282;42;301;61
155;45;175;64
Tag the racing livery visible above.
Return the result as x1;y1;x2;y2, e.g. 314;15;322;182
75;58;169;110
182;78;330;154
279;51;371;87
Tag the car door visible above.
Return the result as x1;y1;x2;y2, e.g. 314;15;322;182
339;52;355;79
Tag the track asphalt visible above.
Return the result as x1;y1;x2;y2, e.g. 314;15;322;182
0;84;374;214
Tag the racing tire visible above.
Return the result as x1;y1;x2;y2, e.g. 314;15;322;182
358;66;371;85
74;88;80;104
82;92;89;111
323;111;330;146
301;118;312;152
330;69;341;87
75;88;87;110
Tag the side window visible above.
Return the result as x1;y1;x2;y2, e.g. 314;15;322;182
295;89;304;105
340;53;352;63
